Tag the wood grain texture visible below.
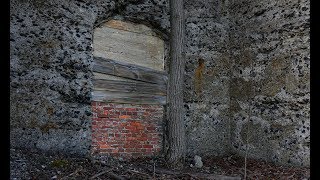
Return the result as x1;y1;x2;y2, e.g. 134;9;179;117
167;0;186;167
93;22;165;71
91;90;166;105
93;79;166;96
93;56;168;85
93;72;134;82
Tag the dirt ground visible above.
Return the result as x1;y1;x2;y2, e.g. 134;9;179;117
10;148;310;180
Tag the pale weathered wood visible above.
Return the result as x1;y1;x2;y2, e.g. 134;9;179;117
93;21;165;71
91;90;166;105
93;56;168;85
93;79;166;96
167;0;186;167
93;72;134;82
102;19;158;37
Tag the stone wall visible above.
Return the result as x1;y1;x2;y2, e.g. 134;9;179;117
10;0;309;166
227;0;310;166
10;0;169;156
10;0;232;158
183;0;231;157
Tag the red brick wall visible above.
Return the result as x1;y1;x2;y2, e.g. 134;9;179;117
91;102;164;159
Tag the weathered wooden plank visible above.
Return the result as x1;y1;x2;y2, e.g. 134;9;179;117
93;72;135;82
93;20;165;71
93;56;168;85
91;90;166;105
93;79;166;96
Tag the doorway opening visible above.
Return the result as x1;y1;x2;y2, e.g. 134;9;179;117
91;19;167;159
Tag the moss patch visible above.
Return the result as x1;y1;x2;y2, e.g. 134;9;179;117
50;159;69;168
39;122;59;133
240;121;264;144
230;78;254;100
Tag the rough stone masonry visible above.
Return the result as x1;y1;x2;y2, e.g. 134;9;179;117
10;0;309;166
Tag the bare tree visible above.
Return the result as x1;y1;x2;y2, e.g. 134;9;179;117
166;0;186;168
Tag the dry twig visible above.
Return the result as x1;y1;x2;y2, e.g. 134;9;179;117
153;162;156;179
89;168;125;180
127;169;152;178
60;167;83;180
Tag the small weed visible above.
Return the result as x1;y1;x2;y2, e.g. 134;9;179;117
50;159;69;168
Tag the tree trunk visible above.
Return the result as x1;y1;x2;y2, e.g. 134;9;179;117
166;0;186;168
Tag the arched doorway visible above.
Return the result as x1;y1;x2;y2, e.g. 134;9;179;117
91;19;167;159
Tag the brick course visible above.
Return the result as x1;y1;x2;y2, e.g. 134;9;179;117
91;102;163;159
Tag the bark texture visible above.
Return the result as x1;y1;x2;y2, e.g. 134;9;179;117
167;0;186;167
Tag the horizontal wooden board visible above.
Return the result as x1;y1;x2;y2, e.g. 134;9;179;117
91;90;166;105
93;56;168;85
101;19;159;37
93;72;133;82
93;21;165;71
93;79;166;96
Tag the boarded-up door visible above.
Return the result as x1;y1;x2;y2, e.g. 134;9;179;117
91;20;167;158
92;19;167;104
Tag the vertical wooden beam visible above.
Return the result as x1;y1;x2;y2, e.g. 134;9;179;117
167;0;186;167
